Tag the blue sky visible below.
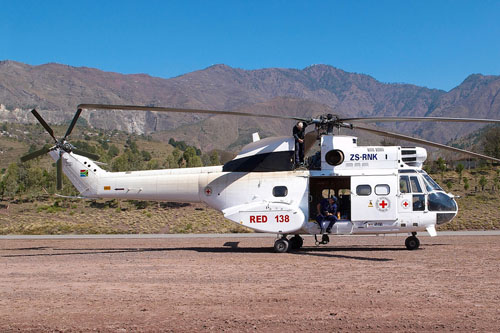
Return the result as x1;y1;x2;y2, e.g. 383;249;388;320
1;0;499;91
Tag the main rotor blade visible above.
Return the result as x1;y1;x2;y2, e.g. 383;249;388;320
354;124;500;163
343;116;500;124
64;108;82;139
72;148;100;161
56;155;63;190
78;103;311;122
20;146;51;163
31;109;57;143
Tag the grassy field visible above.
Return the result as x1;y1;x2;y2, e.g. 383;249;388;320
0;199;250;235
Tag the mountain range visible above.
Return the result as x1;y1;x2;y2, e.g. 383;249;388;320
1;60;499;151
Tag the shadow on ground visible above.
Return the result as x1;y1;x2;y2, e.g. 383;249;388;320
0;242;443;261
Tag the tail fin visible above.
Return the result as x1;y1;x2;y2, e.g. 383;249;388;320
49;149;103;197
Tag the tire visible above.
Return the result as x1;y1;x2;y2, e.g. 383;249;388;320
274;239;290;253
405;236;420;250
289;235;304;250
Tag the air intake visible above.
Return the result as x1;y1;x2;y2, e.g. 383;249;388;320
401;147;427;168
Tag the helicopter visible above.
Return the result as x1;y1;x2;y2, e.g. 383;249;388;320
20;103;500;253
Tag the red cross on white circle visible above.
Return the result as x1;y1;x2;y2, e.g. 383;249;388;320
379;200;388;209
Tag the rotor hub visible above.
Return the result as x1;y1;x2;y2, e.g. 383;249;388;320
58;141;73;153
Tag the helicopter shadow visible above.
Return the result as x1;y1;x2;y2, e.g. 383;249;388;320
1;244;407;262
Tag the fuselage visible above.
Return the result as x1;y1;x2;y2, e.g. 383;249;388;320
51;134;458;236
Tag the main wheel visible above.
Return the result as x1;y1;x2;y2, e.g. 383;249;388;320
274;239;290;253
289;235;304;250
405;236;420;250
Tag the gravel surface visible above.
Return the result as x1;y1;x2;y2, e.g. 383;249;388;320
1;235;499;332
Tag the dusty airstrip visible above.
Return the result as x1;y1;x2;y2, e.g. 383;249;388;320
1;234;499;332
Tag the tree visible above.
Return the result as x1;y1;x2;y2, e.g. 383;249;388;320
183;147;197;164
111;149;144;171
126;137;138;153
494;176;500;193
483;127;500;158
141;150;152;161
0;163;20;198
165;154;179;168
187;155;202;168
172;149;183;167
209;151;220;165
201;153;211;166
479;175;487;191
108;144;119;158
146;159;160;170
168;138;188;151
437;157;446;180
463;177;469;191
455;163;464;184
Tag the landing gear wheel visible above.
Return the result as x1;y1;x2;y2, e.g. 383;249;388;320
288;235;303;250
274;238;290;253
405;236;420;250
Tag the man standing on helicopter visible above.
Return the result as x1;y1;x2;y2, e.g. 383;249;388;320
293;121;306;167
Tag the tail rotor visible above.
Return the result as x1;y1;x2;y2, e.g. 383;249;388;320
20;108;99;190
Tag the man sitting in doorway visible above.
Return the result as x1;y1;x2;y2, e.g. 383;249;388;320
316;195;338;234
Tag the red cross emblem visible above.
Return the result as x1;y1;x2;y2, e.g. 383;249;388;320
204;186;212;196
376;197;390;211
402;200;410;209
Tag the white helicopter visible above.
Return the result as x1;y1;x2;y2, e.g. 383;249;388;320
21;104;500;252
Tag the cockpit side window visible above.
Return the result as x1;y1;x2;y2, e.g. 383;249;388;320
400;176;410;193
410;176;423;193
421;173;443;191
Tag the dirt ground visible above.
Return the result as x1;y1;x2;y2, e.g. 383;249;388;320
0;235;499;332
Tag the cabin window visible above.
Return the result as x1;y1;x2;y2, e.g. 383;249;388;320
356;185;372;196
400;176;410;193
410;176;423;193
413;194;425;211
422;173;443;191
272;186;288;197
375;184;390;195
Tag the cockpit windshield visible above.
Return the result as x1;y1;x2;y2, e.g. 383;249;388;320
418;171;443;192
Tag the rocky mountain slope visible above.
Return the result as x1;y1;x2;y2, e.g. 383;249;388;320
1;60;499;151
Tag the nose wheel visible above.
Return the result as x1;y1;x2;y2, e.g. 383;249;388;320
405;234;420;250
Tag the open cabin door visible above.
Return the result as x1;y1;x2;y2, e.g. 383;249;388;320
350;175;398;221
308;177;351;221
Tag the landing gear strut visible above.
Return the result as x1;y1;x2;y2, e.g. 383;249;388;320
405;232;420;250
